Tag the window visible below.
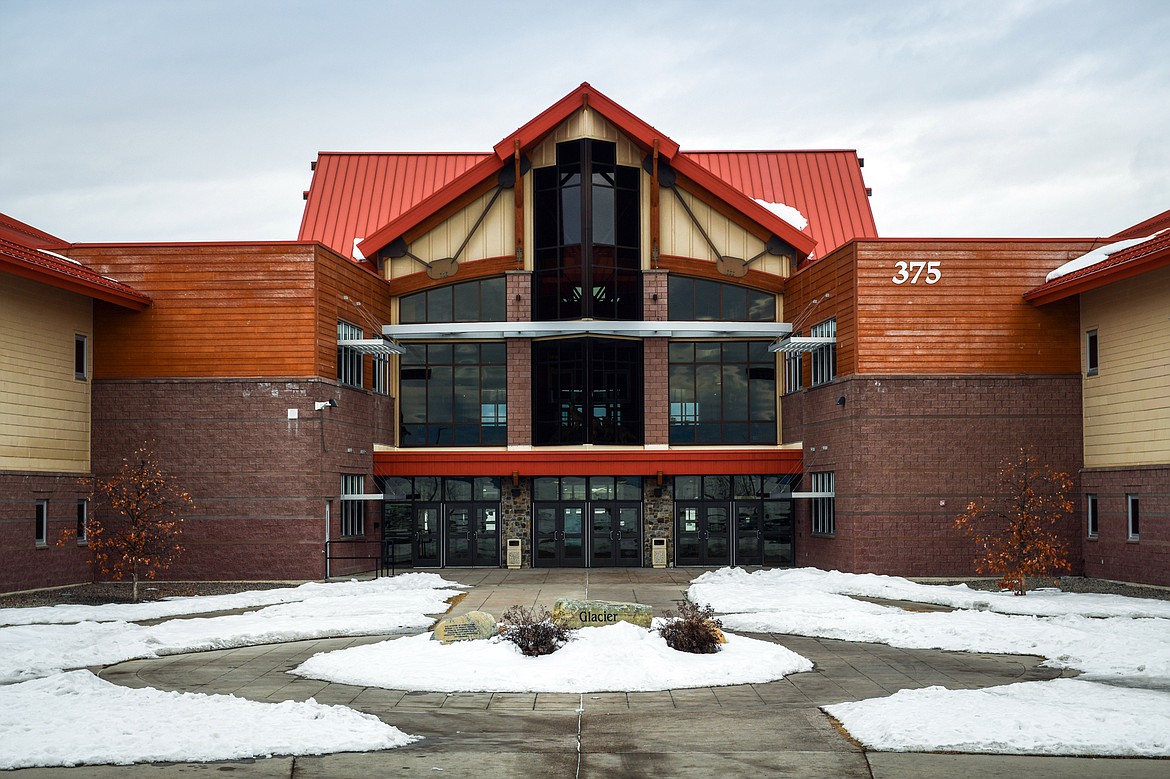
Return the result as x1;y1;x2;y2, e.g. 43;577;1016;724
1086;493;1098;538
533;139;641;320
340;474;365;537
372;353;389;395
1086;329;1099;376
810;472;835;535
784;330;803;395
533;338;642;445
400;342;506;446
1127;494;1140;540
669;341;775;444
668;277;775;322
74;334;88;380
399;277;506;324
35;500;48;546
337;321;363;388
77;499;88;543
810;318;836;386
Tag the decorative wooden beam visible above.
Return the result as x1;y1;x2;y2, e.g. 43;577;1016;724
514;139;524;267
651;140;660;270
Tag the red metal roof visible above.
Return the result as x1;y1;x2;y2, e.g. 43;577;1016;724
302;85;869;262
682;151;877;259
298;152;491;258
0;213;150;310
1025;225;1170;305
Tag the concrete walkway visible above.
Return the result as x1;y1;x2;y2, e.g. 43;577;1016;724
11;568;1169;778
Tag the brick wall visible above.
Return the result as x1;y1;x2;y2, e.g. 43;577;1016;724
785;375;1084;577
0;473;93;593
1082;466;1169;587
90;378;393;581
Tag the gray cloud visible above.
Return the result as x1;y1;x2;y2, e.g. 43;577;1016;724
2;0;1167;243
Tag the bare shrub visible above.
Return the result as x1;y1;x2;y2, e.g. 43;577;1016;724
499;605;574;657
657;600;723;654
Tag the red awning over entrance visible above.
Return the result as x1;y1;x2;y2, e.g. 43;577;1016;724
374;448;802;478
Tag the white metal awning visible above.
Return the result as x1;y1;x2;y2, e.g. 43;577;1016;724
382;320;792;341
340;493;385;501
338;338;406;356
767;336;835;354
791;491;835;499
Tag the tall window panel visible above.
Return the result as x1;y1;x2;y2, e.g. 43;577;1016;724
1086;493;1098;538
1127;494;1140;540
810;472;835;535
669;341;775;445
337;321;363;388
340;474;365;537
810;318;837;386
400;343;507;446
784;330;803;395
533;139;640;320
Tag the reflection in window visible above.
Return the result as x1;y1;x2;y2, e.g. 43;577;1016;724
533;139;641;320
669;277;775;322
400;342;506;446
399;277;505;324
533;338;642;445
669;341;775;444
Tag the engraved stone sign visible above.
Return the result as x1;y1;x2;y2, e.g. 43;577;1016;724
431;610;497;643
550;598;652;630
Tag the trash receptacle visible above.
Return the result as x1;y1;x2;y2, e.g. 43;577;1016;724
651;537;667;568
506;538;522;569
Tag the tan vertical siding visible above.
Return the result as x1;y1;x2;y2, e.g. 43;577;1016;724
387;188;516;281
1082;266;1170;468
0;275;91;472
660;189;780;275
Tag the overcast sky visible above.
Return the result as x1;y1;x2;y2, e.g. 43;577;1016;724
3;0;1168;245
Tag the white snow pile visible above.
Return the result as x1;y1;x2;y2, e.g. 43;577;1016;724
824;679;1170;757
1044;230;1166;282
0;573;463;683
293;618;812;693
754;198;808;230
690;566;1170;757
0;670;417;770
0;572;461;627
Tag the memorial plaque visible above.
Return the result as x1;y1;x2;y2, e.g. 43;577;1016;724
431;610;497;643
551;598;652;630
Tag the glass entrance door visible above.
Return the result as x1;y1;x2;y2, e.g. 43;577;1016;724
534;505;586;567
591;504;641;567
382;503;413;568
413;504;441;566
675;503;731;566
446;504;501;566
735;503;763;565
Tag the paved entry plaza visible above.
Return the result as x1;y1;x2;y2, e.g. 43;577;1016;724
11;568;1168;778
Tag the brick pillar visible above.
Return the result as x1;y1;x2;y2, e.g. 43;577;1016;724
643;269;669;321
643;338;669;446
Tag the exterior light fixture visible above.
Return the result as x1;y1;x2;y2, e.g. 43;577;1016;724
314;399;338;411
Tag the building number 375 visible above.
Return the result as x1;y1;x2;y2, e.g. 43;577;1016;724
892;260;941;285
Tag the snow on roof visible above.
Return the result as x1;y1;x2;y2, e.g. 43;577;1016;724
754;198;808;231
1045;230;1168;282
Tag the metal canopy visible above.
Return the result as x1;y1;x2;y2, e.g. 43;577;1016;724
382;320;792;341
338;338;406;355
767;335;836;354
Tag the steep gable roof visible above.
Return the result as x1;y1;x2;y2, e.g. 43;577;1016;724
0;213;150;310
1025;208;1170;305
301;84;875;264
